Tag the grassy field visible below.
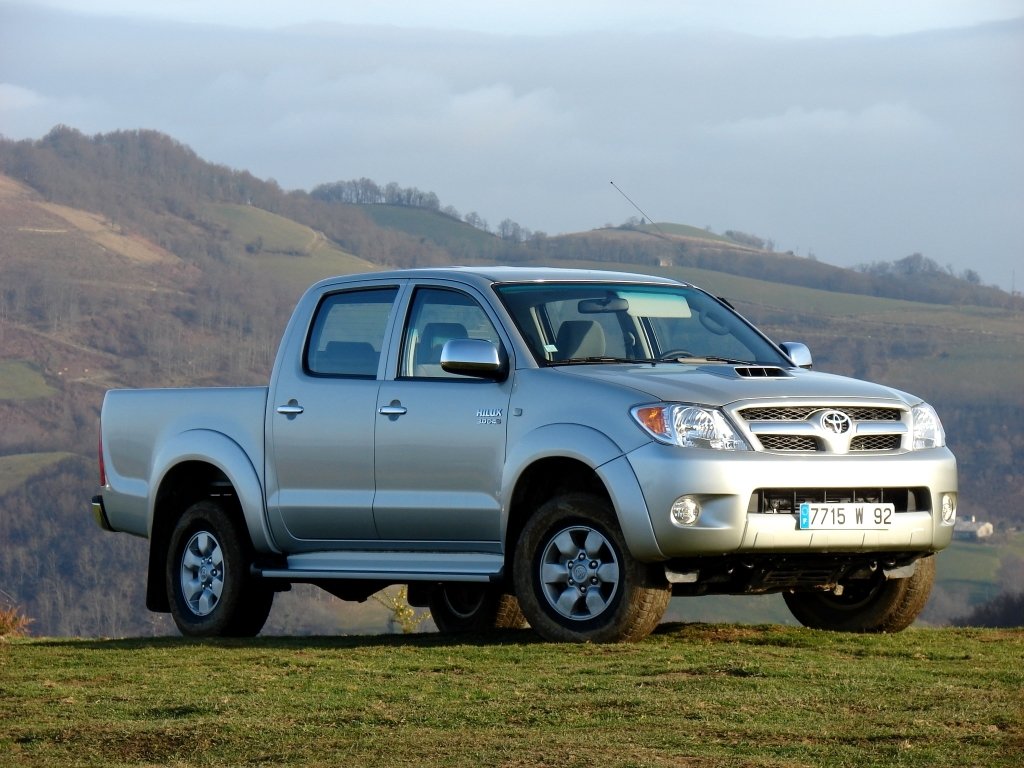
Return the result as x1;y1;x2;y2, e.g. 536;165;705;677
359;205;496;251
636;222;738;244
0;360;56;401
0;452;75;495
205;204;335;256
203;203;377;293
2;625;1020;767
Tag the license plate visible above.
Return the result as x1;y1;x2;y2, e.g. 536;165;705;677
799;502;894;530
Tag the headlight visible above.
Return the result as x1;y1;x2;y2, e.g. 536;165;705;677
910;403;946;449
632;404;749;450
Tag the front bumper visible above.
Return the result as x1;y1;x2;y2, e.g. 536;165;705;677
625;442;958;558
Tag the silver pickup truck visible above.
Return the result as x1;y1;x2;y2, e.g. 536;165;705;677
91;267;958;642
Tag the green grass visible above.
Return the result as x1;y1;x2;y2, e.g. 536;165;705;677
359;205;497;250
637;222;737;244
0;360;56;401
2;626;1021;767
205;204;332;256
0;452;76;495
249;249;376;294
204;203;377;292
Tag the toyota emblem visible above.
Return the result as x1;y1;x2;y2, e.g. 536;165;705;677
821;410;852;434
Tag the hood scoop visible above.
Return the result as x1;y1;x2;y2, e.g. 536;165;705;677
699;365;792;379
735;366;790;378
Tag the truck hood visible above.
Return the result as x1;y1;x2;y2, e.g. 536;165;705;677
554;363;920;407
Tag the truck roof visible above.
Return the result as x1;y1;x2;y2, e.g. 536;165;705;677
312;266;687;291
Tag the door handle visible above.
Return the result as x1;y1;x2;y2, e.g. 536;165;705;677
378;405;408;416
276;403;305;415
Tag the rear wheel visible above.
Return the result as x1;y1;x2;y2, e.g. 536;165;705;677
165;500;273;637
428;584;527;633
514;493;670;643
783;555;936;633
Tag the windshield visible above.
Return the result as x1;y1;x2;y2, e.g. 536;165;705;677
494;282;789;366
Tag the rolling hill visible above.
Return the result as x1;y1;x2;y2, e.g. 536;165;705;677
0;127;1021;637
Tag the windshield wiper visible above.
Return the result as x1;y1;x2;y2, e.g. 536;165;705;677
551;356;660;366
664;355;754;365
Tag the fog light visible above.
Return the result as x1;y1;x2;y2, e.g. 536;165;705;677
941;493;957;525
670;496;701;527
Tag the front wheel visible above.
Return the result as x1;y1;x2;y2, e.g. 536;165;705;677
514;493;670;643
428;584;527;633
783;555;936;633
165;500;273;637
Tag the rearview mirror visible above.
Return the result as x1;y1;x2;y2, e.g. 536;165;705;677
440;338;508;380
578;297;629;313
779;341;813;369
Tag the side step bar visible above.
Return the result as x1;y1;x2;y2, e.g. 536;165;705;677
253;550;504;583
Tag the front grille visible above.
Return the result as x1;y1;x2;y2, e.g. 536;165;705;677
749;487;929;515
741;406;817;421
739;406;902;422
850;434;902;451
756;435;818;451
737;403;906;454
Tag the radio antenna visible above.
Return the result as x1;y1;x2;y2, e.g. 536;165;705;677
609;180;668;238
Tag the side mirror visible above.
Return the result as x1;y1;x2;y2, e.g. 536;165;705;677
440;338;508;380
779;341;813;369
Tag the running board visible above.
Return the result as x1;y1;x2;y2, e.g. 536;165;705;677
254;550;503;583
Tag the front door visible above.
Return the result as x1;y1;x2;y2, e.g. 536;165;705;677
373;285;512;545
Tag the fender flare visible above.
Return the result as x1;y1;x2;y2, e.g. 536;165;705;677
502;423;664;561
148;429;277;554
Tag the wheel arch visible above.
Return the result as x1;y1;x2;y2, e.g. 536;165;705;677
502;424;664;580
145;430;275;612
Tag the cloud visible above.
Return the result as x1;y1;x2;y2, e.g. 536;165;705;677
714;103;941;142
0;83;46;110
1;3;1021;287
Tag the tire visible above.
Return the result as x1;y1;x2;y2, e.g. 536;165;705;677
165;500;274;638
783;555;936;633
513;493;670;643
428;584;528;633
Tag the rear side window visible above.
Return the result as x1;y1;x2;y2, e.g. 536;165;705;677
305;287;398;377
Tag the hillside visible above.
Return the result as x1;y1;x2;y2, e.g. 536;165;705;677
0;127;1021;637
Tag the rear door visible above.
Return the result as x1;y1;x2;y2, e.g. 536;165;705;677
266;281;401;548
373;283;513;545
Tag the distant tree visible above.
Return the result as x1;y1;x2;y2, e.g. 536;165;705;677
892;252;942;277
724;230;768;250
464;211;488;231
383;181;402;205
498;218;523;242
962;269;982;285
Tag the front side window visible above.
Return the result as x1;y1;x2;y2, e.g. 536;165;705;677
305;287;397;377
400;287;501;378
495;282;787;366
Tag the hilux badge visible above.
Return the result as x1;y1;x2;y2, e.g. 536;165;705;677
476;408;503;425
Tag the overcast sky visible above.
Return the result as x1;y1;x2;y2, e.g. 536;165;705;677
2;1;1022;289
